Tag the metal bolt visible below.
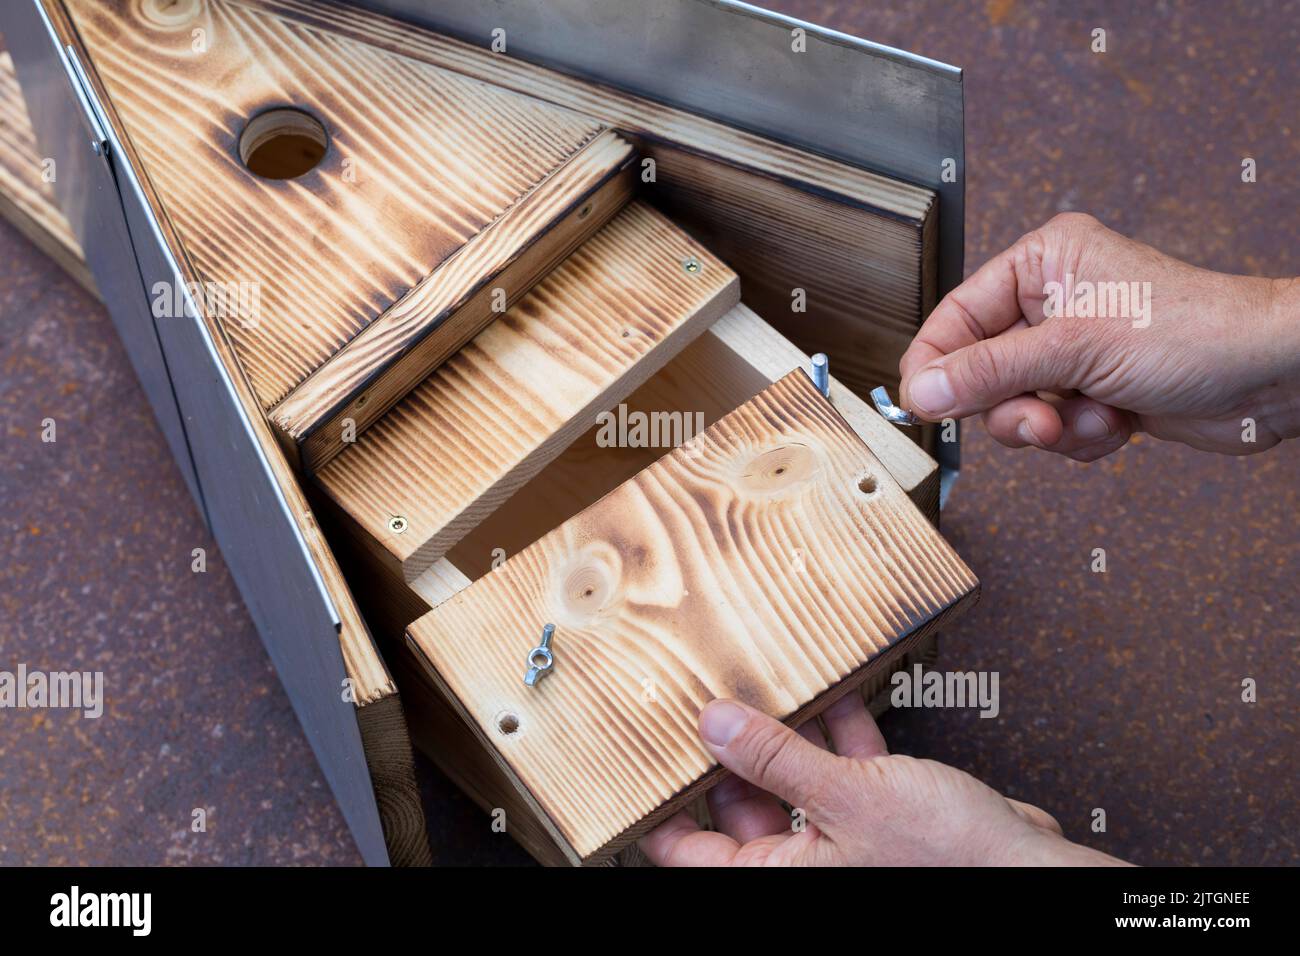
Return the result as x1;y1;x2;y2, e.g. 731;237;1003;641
524;623;556;687
871;386;920;426
388;515;409;534
810;353;830;398
682;256;702;275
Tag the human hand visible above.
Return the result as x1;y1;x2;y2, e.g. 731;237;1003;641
639;691;1127;866
899;213;1300;459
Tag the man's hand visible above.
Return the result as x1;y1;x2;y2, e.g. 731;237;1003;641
899;213;1300;459
640;692;1127;866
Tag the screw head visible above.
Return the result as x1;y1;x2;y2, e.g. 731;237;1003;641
388;515;409;534
682;256;702;275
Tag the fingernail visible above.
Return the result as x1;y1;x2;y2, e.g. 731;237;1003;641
1016;419;1042;447
909;367;955;415
700;700;749;747
1075;409;1112;442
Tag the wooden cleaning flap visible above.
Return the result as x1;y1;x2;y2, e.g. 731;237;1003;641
407;370;979;864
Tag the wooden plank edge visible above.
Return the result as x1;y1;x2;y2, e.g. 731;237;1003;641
407;580;977;866
355;692;433;866
397;274;742;582
272;131;638;474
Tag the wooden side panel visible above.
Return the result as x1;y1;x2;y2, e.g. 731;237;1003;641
62;0;615;412
409;371;976;863
645;142;933;396
314;201;740;582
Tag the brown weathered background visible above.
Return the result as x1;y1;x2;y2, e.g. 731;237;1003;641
1;0;1296;865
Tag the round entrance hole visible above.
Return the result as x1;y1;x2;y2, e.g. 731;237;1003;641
239;108;328;180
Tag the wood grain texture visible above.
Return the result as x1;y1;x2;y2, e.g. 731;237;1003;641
706;305;941;523
645;142;933;396
238;0;932;218
3;21;429;866
316;489;574;865
277;132;637;473
402;303;940;605
312;305;939;866
231;0;939;399
314;201;740;582
354;692;433;867
0;52;92;292
62;0;622;417
408;371;977;863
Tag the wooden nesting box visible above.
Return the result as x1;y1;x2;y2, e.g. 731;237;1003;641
2;0;971;866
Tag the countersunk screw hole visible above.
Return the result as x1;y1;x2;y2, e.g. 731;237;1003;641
498;713;520;735
857;475;878;496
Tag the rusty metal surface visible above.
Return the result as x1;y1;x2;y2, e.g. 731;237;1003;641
2;0;1297;865
0;217;358;863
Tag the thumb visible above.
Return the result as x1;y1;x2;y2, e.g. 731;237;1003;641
699;699;841;812
903;324;1086;420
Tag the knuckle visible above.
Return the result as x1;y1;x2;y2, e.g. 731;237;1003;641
942;290;985;343
1046;211;1101;234
804;768;856;822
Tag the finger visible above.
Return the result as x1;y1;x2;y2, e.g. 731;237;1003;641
1049;396;1135;461
903;323;1097;421
985;394;1133;459
1007;799;1064;836
900;244;1030;387
637;810;742;866
821;690;889;759
706;717;830;842
698;699;843;813
981;394;1066;449
706;772;792;844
